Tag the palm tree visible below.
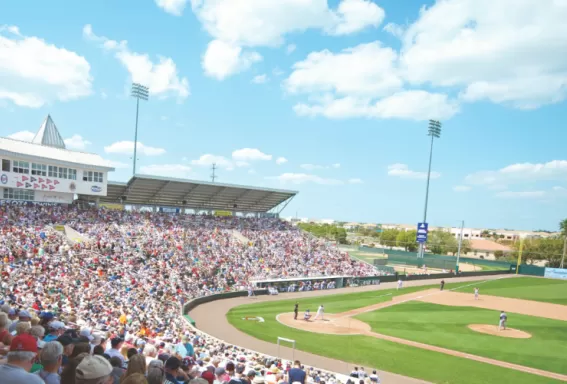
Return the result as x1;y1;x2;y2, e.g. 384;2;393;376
560;218;567;236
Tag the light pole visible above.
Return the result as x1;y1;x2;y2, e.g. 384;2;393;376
418;120;442;258
131;83;149;176
456;220;464;273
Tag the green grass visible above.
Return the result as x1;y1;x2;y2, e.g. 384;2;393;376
357;301;567;375
227;283;563;384
453;277;567;304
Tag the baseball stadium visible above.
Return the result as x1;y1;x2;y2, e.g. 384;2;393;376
0;116;566;384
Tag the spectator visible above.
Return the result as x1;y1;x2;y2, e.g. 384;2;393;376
75;355;114;384
288;361;306;384
35;341;64;384
61;352;89;384
0;334;44;383
110;357;126;384
122;354;146;382
122;373;149;384
8;309;32;333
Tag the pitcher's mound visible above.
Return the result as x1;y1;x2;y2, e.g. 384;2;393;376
468;324;532;338
277;313;371;335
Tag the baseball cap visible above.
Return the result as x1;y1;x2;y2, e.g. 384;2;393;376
10;334;38;353
76;355;113;380
80;328;94;341
57;335;80;347
8;308;16;316
18;310;31;318
49;321;66;330
202;370;215;384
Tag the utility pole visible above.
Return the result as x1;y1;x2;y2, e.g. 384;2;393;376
131;83;149;176
560;236;566;269
418;120;442;258
456;220;464;273
211;163;217;183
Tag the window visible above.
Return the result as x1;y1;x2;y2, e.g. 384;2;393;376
1;159;9;172
31;163;47;177
84;171;103;183
68;169;77;180
3;188;34;201
58;167;68;179
12;161;29;174
48;165;58;178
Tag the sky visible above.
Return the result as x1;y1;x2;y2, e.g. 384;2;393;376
1;0;566;231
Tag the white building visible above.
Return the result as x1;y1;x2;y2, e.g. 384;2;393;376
0;115;114;205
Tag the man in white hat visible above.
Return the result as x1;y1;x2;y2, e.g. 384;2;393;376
75;355;113;384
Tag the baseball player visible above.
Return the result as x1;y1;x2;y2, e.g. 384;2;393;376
313;305;325;321
499;311;507;330
304;309;311;321
397;279;403;290
474;287;479;300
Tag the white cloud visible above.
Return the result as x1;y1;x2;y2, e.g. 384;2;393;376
285;43;459;120
140;163;192;177
453;185;471;192
252;74;268;84
83;24;189;100
248;169;256;174
0;25;92;108
400;0;567;109
553;186;566;192
232;148;272;161
383;22;404;38
191;0;384;79
495;191;546;199
464;160;567;188
268;173;343;185
64;134;91;150
286;44;296;54
387;163;440;180
8;131;35;141
272;67;284;77
300;163;340;171
104;141;166;156
348;178;363;184
276;157;288;165
155;0;188;15
202;40;262;80
191;154;236;170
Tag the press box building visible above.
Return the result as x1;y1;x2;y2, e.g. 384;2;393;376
0;115;115;204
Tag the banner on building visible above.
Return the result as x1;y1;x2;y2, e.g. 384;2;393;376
100;203;124;210
214;210;233;216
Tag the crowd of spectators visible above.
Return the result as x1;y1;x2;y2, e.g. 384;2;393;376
0;202;381;384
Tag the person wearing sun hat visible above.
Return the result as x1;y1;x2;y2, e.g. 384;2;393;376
0;333;44;383
75;355;114;384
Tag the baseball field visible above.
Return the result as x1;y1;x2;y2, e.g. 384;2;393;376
211;276;567;384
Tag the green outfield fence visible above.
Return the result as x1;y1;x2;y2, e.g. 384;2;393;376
359;246;512;270
518;264;546;276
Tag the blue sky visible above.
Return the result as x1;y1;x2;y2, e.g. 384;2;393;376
1;0;566;231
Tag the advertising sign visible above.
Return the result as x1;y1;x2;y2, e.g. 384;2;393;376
1;172;106;196
544;268;567;280
214;210;233;216
416;222;429;243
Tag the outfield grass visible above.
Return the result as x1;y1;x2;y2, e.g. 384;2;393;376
227;282;563;384
356;301;567;375
453;277;567;305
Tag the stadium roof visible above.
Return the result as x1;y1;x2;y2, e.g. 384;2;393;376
98;174;298;213
33;115;66;149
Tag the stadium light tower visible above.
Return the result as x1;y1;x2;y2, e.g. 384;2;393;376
131;83;149;176
418;120;442;259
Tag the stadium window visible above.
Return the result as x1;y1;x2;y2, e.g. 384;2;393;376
1;159;9;172
12;160;29;174
3;188;35;201
31;163;47;177
58;167;68;179
48;165;58;178
84;171;103;183
68;169;77;180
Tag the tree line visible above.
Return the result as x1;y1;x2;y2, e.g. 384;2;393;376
508;218;567;267
297;223;348;244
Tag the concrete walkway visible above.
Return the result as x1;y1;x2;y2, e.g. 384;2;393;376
190;275;512;384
